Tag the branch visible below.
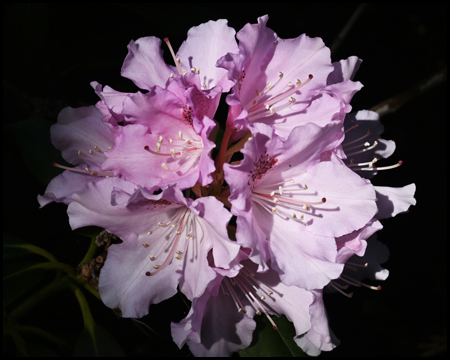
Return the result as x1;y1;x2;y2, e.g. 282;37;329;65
370;67;447;117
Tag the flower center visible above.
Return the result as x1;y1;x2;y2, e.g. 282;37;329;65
164;37;207;89
248;151;278;185
244;72;313;122
52;143;114;177
220;268;278;330
328;260;382;298
144;129;203;172
143;208;196;276
343;124;403;172
252;178;326;224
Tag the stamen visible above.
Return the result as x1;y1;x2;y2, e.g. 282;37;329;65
358;160;403;171
344;123;359;133
145;215;186;276
163;37;183;75
345;141;378;157
343;129;371;147
248;74;313;115
224;279;246;313
346;261;369;268
52;162;114;177
329;282;354;298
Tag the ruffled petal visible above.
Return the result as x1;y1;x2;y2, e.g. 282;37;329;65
121;36;174;90
51;106;115;167
177;19;239;92
37;166;105;207
327;56;363;84
295;289;339;356
374;184;417;219
172;276;256;357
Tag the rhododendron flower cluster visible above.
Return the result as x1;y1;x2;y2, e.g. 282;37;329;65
39;15;416;356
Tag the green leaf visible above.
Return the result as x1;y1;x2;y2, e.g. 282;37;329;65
238;315;308;357
3;232;58;262
70;284;125;356
14;118;67;185
73;323;126;357
3;261;46;307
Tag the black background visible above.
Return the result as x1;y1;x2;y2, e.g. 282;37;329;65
3;3;447;357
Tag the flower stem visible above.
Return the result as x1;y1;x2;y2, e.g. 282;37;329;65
225;130;252;159
215;125;234;176
78;234;99;267
370;67;447;117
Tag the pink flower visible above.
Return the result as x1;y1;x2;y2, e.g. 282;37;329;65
219;15;361;140
341;110;399;177
100;86;217;190
299;235;391;356
224;122;378;289
37;106;115;207
171;255;313;357
121;19;239;93
67;178;240;318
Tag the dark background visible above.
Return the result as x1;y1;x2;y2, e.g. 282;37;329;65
3;3;447;357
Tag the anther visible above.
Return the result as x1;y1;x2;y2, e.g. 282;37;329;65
147;231;153;235
94;146;103;153
142;243;149;248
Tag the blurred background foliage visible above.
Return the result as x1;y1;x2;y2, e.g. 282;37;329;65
3;3;447;357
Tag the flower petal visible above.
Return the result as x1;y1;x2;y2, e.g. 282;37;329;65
177;19;239;92
51;106;115;167
121;36;174;90
374;184;416;219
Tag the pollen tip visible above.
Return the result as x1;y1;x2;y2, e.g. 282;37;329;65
144;145;150;150
377;285;382;290
163;37;169;43
145;271;151;276
322;197;327;203
273;325;278;331
398;160;403;165
308;74;313;79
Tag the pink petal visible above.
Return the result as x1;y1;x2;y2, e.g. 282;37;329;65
177;19;239;92
52;106;115;167
374;184;416;219
121;36;174;90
